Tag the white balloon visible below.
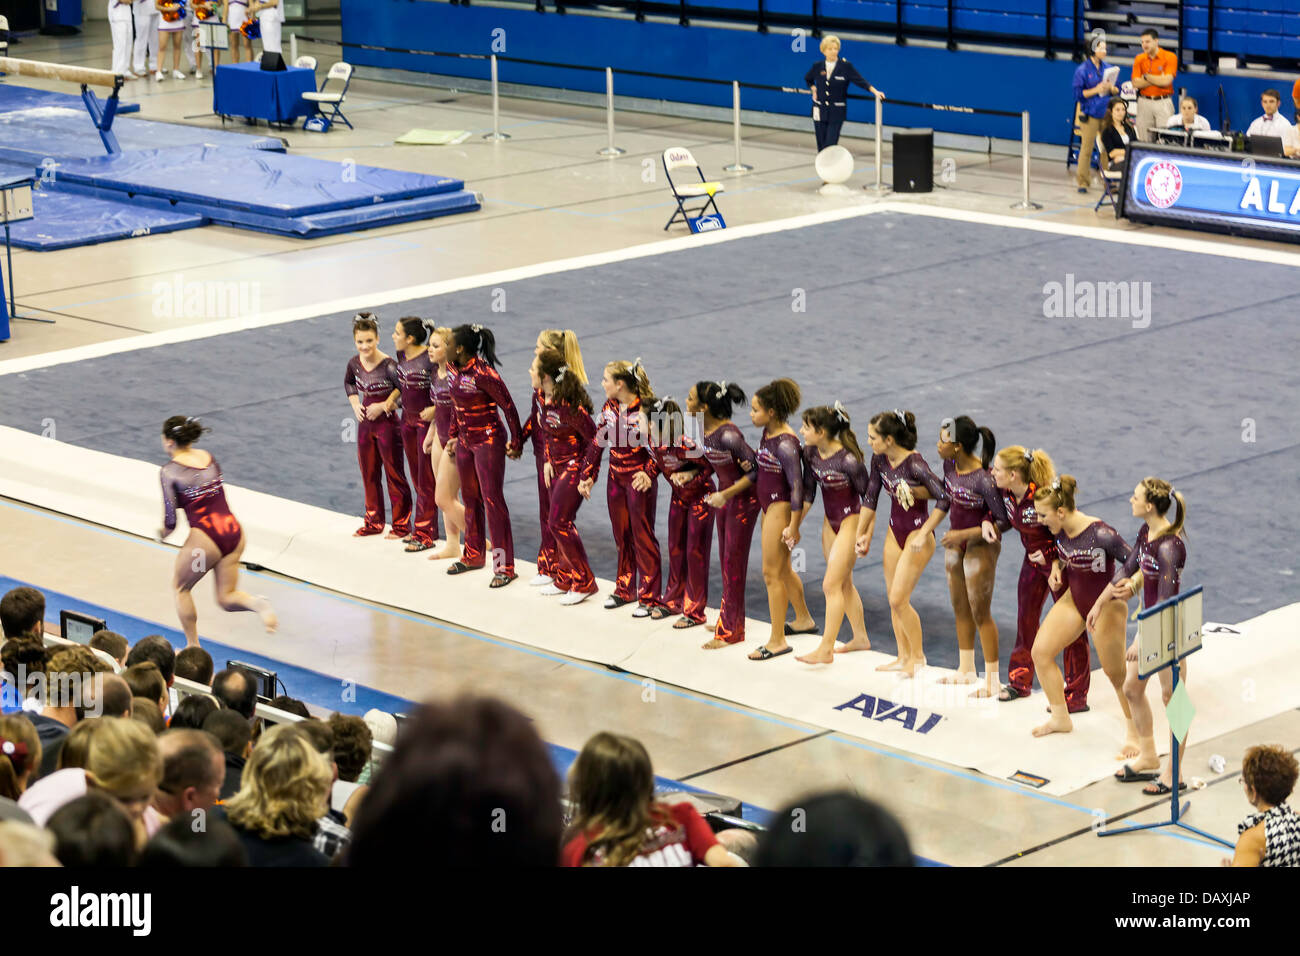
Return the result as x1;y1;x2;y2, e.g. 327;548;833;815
815;145;854;184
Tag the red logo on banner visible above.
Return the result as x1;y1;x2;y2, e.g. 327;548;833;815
1144;161;1183;208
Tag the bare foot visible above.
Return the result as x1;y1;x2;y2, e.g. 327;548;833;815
969;686;995;699
1115;738;1142;761
429;544;461;561
1032;713;1074;737
790;616;816;631
254;597;277;634
835;635;871;654
797;649;834;664
748;643;790;660
899;658;926;679
937;669;979;685
701;638;734;650
385;530;405;540
876;656;905;672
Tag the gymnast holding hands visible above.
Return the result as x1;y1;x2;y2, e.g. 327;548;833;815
158;415;277;648
345;313;412;540
420;326;465;561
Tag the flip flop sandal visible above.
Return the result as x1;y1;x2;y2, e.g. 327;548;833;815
446;561;483;575
489;573;517;589
649;606;671;620
1143;780;1188;796
1115;764;1160;783
998;684;1029;702
784;622;820;635
404;541;432;553
749;646;793;661
673;617;703;630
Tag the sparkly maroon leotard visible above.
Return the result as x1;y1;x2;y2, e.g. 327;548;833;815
161;456;243;557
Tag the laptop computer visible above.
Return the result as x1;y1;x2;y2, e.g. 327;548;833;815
1246;135;1285;157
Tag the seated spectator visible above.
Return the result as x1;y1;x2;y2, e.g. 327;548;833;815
347;696;560;867
169;694;220;731
1099;97;1137;171
123;662;168;717
153;728;225;822
57;718;103;771
212;668;258;721
0;797;35;826
89;630;129;668
47;791;138;867
296;719;352;861
216;723;331;867
174;646;214;686
0;714;41;799
1230;744;1300;867
329;712;372;824
269;695;310;719
139;814;248;867
132;698;167;735
1164;96;1211;133
31;645;110;779
204;708;253;801
1246;89;1300;158
1;638;47;715
87;674;133;721
0;586;45;642
716;827;760;865
561;732;738;867
356;708;397;785
126;635;177;689
19;716;164;849
0;821;59;866
754;791;914;867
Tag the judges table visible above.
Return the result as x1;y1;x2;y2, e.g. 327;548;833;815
213;63;317;125
1121;141;1300;244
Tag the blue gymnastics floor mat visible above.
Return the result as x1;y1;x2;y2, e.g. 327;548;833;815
52;144;466;217
201;189;482;236
6;186;205;250
0;82;140;114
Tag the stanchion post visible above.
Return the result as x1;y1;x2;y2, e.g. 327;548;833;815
597;66;625;156
289;33;297;68
482;54;510;141
723;80;753;173
1010;109;1042;210
865;93;888;192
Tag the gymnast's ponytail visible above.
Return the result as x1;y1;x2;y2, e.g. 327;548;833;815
538;328;588;386
608;359;654;403
1141;477;1187;540
398;316;428;345
646;396;685;446
803;404;865;463
162;416;205;447
537;348;593;413
694;380;746;420
452;324;500;368
870;409;918;450
944;415;997;469
998;446;1055;490
1034;474;1078;512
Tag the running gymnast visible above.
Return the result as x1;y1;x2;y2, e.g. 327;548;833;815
577;358;662;619
989;446;1091;711
533;349;598;606
392;317;439;553
157;416;277;648
857;410;948;677
646;396;715;629
788;403;872;665
444;324;524;588
749;379;817;661
1101;478;1188;795
932;415;1011;698
421;325;466;562
1031;476;1137;745
344;313;412;540
527;329;589;589
692;381;760;651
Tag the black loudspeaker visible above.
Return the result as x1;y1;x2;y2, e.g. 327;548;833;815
893;128;934;193
260;51;286;72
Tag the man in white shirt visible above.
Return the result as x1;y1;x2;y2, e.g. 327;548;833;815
1165;96;1211;133
1246;89;1299;157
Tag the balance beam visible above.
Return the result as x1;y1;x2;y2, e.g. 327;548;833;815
0;57;121;89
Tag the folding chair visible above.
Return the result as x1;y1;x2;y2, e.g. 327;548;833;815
301;61;354;130
1094;142;1123;218
0;16;8;59
662;146;725;231
294;55;317;71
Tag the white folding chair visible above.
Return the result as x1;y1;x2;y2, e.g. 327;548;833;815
294;55;317;71
0;16;9;58
301;61;353;130
662;146;725;231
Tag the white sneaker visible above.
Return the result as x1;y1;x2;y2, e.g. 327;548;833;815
560;590;592;607
154;70;165;81
529;574;553;588
631;604;652;619
539;583;565;596
173;70;187;80
195;70;203;79
122;71;140;80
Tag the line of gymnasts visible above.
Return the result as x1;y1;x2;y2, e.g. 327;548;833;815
152;313;1194;794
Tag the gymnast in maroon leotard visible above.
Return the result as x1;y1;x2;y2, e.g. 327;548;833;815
858;410;948;677
393;316;438;552
420;325;465;561
1100;478;1189;794
1031;475;1138;746
158;416;276;649
345;313;412;539
747;379;817;660
932;415;1011;698
789;403;873;666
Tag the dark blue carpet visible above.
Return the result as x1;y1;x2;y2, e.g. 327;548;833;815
3;211;1298;674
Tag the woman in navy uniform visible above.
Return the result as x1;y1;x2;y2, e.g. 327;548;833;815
804;36;885;152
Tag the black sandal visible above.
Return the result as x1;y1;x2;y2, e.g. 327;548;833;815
998;684;1028;702
405;541;433;553
784;622;820;636
1115;764;1159;783
749;645;793;661
489;572;517;589
673;617;703;630
446;561;483;575
649;606;671;620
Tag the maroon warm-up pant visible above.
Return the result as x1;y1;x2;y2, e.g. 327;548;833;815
663;491;714;623
401;418;438;546
1007;556;1091;708
534;451;556;578
547;466;596;594
357;416;411;535
457;433;514;574
607;472;661;606
713;491;759;643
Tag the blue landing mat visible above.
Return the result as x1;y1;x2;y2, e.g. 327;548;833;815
0;83;140;114
201;189;482;237
0;106;283;168
53;144;467;217
6;186;205;250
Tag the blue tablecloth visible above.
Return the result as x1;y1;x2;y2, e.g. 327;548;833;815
213;63;317;124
